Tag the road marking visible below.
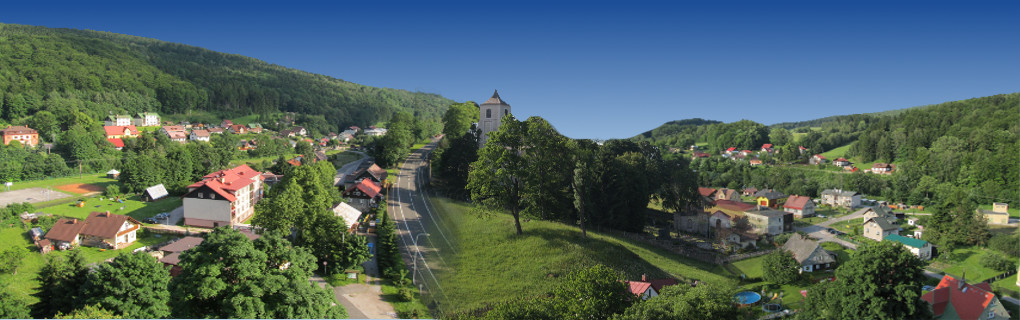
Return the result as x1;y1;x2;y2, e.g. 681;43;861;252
392;154;449;302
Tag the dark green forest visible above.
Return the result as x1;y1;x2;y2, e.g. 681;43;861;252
0;23;455;135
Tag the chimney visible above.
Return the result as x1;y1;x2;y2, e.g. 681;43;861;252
72;218;78;224
641;274;648;282
959;270;966;290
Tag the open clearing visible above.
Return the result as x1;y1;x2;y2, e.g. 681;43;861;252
0;188;71;207
54;183;104;195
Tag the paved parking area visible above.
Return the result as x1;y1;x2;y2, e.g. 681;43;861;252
0;188;70;207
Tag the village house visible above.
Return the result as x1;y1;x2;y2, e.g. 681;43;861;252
220;120;234;128
871;163;894;174
832;158;851;167
742;187;758;197
0;125;39;147
347;162;389;185
692;151;710;158
279;129;296;138
107;138;125;150
922;274;1011;320
189;129;211;142
106;169;120;179
161;125;186;135
724;231;760;249
820;189;861;209
364;127;388;136
44;212;141;250
753;189;786;208
798;146;807;154
133;112;160;127
292;126;308;136
863;216;899;241
207;127;225;135
228;124;248;134
782;233;837;272
182;165;266;228
809;154;827;165
332;202;363;233
343;178;382;213
142;184;169;202
709;210;733;229
626;275;679;300
748;159;763;166
977;203;1010;225
715;188;740;202
167;131;187;143
760;143;773;153
783;195;816;218
158;236;205;276
744;206;792;236
861;206;898;223
247;123;263;134
105;114;132;126
103;125;139;139
884;234;932;260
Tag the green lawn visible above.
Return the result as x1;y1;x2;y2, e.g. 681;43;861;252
927;247;1009;282
0;227;172;304
37;194;181;222
992;275;1019;299
978;203;1020;218
731;255;766;280
819;144;852;160
820;242;853;263
430;197;735;315
230;153;300;167
4;174;115;192
832;218;863;234
331;151;363;168
379;280;430;318
229;114;261;125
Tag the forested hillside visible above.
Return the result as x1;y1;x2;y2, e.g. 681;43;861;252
0;23;455;135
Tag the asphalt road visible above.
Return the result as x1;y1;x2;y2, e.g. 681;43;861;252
795;207;868;250
387;140;456;307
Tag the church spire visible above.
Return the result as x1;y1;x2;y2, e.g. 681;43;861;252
481;89;510;106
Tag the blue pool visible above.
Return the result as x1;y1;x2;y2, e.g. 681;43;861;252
734;291;762;305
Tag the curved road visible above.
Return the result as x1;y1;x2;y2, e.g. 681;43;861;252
387;140;457;309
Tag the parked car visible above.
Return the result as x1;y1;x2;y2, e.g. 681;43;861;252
144;217;157;224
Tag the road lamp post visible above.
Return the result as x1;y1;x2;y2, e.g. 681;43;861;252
411;232;429;285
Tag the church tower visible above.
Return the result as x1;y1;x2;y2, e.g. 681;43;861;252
479;90;511;146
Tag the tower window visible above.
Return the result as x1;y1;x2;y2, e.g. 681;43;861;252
504;109;508;116
486;109;492;118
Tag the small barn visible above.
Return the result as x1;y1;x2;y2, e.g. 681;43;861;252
106;169;121;179
143;184;169;202
28;227;44;241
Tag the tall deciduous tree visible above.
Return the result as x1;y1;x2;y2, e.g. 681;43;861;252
0;284;30;319
762;249;799;285
441;102;479;138
552;265;633;320
468;114;527;235
521;117;575;221
798;241;930;320
80;252;171;318
611;282;738;320
32;249;89;318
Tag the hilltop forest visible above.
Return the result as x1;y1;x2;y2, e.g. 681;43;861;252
633;93;1020;212
0;23;455;136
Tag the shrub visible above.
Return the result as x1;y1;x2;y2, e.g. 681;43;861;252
980;252;1016;272
397;287;415;302
988;233;1019;258
104;184;121;197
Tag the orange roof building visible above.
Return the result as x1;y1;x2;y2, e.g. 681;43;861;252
0;125;39;147
921;274;1010;319
182;165;267;228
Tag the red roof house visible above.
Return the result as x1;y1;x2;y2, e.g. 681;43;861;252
103;125;139;139
108;138;125;149
626;275;679;300
698;187;718;198
182;165;266;227
921;274;1010;319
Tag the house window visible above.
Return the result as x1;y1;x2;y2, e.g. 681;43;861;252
486;109;492;118
198;193;204;199
211;194;216;200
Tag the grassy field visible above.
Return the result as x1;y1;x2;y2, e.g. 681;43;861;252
731;255;766;279
4;174;115;193
819;144;852;160
831;218;863;234
38;194;181;222
927;247;1010;282
430;197;735;315
820;242;853;263
331;151;363;168
379;280;430;318
0;227;172;304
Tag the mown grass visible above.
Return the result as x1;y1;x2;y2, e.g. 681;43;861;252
928;247;1011;283
0;227;171;304
731;255;766;279
380;280;430;318
4;174;114;192
331;151;363;168
819;143;852;160
430;197;735;315
38;194;181;222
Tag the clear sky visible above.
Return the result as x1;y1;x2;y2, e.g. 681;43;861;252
2;1;1018;139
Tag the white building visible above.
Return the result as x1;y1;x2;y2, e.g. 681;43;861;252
105;114;132;126
182;165;265;228
478;90;512;146
189;130;211;142
884;234;932;260
134;112;160;127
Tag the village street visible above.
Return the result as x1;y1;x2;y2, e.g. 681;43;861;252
795;207;871;250
334;150;370;186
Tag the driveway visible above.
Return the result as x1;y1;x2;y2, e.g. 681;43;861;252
796;207;869;250
334;151;370;186
310;234;398;319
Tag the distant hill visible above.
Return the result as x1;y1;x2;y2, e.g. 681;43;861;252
0;23;456;135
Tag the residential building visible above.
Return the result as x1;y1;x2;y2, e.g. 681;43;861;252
247;123;263;133
158;236;204;277
809;154;827;165
166;131;187;143
871;163;894;174
709;211;733;229
332;202;363;233
106;169;120;179
783;233;836;272
182;165;265;228
921;274;1011;320
103;125;139;139
347;162;388;185
142;184;169;202
715;188;740;202
44;212;140;250
798;146;807;154
749;159;763;166
884;234;932;260
863;216;899;241
978;203;1010;225
160;125;186;135
783;195;816;218
208;128;225;135
832;158;851;167
107;138;125;150
0;125;39;147
133;112;160;127
343;178;382;213
228;124;248;134
626;275;679;300
220;120;234;128
744;206;792;236
753;189;786;208
292;126;307;136
861;206;898;223
190;130;211;142
105;114;132;126
479;90;512;146
761;143;773;153
742;187;758;197
820;189;861;209
364;127;388;136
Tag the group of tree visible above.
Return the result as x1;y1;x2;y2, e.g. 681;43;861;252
797;241;930;319
26;228;346;319
252;159;370;276
374;199;405;281
432;102;481;199
0;23;453;136
475;264;739;320
368;111;440;168
117;131;239;194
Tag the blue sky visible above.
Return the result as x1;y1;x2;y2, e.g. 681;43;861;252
2;1;1018;139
